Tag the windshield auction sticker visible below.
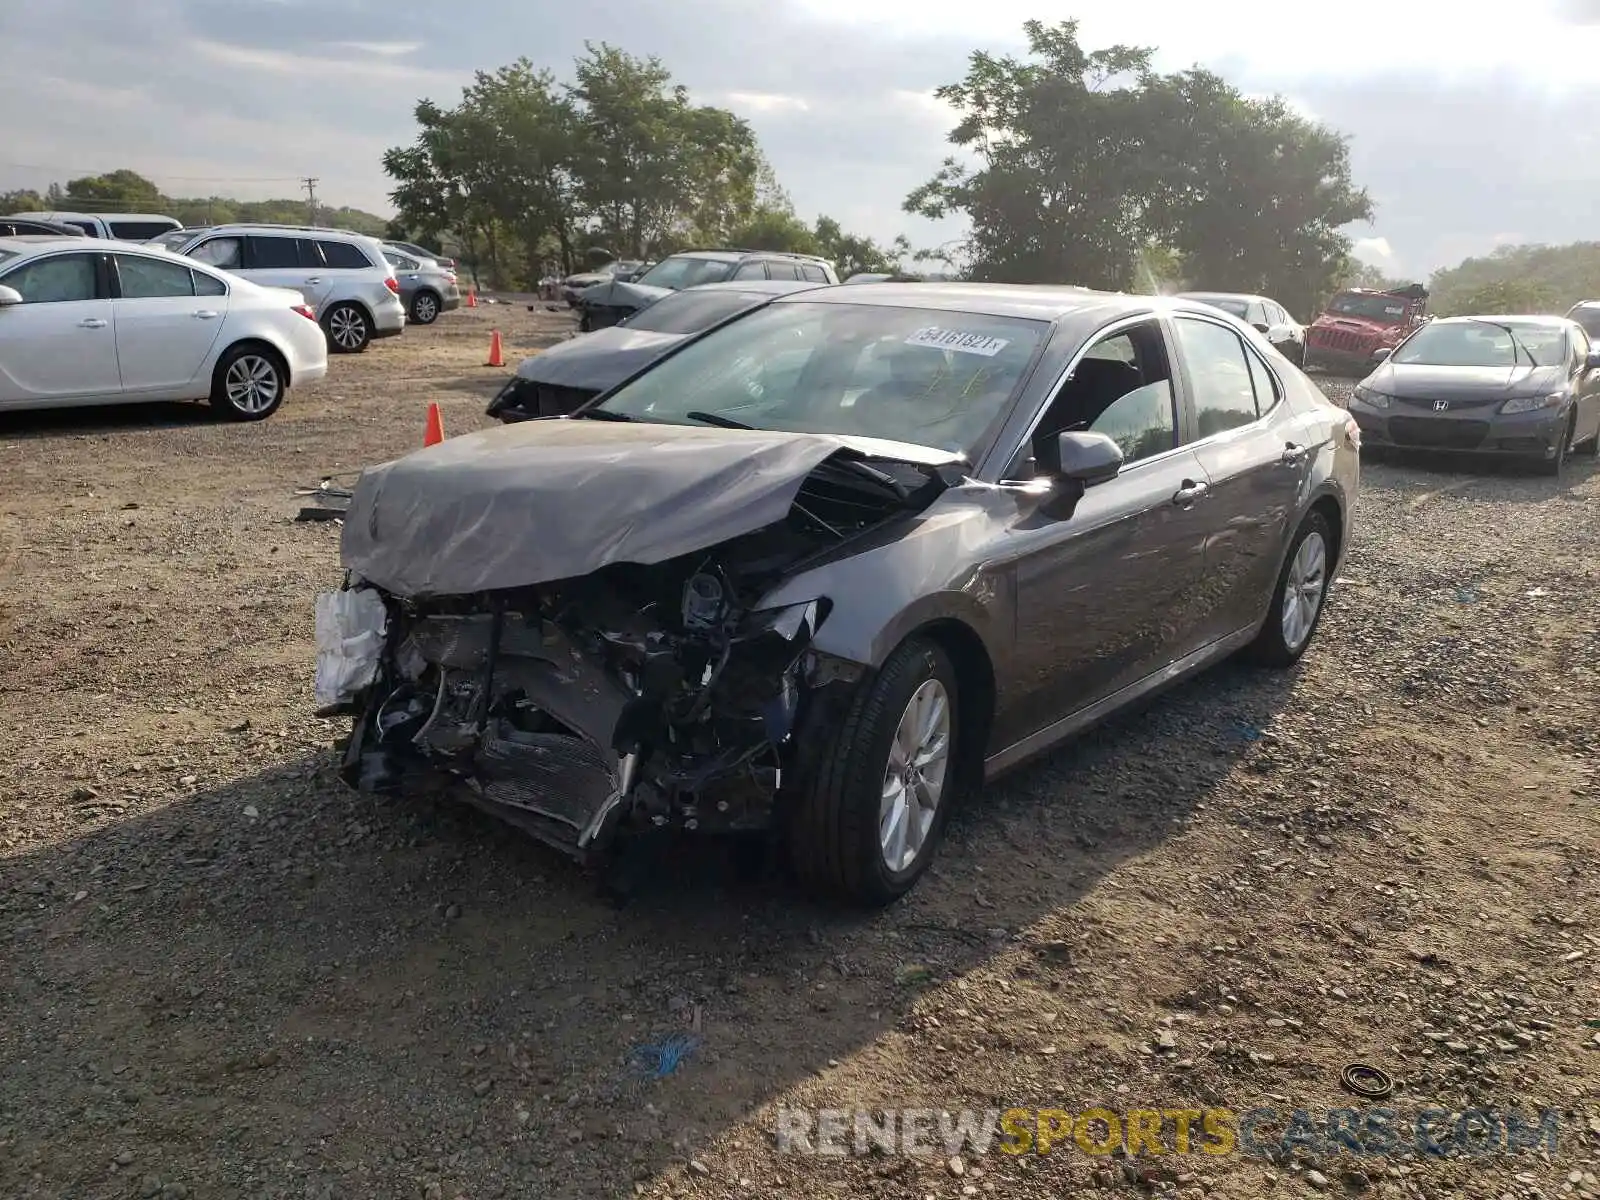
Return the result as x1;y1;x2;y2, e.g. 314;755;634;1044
905;327;1011;357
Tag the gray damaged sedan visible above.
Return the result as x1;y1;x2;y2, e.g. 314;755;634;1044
314;285;1360;906
1348;315;1600;474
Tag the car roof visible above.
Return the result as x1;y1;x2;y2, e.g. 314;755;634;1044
682;279;825;296
768;281;1167;322
1430;314;1572;327
0;234;194;256
1178;290;1268;304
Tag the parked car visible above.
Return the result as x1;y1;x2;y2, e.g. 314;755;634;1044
560;260;646;306
1563;300;1600;339
1347;314;1600;474
0;235;327;419
5;211;182;241
1303;284;1430;375
316;284;1357;906
0;218;87;238
574;250;840;331
167;223;405;353
487;279;826;423
388;240;456;271
1176;292;1305;365
381;246;461;325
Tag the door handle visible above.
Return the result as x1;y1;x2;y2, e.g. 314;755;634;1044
1281;442;1309;464
192;309;220;320
304;277;323;285
1172;480;1208;506
78;318;107;329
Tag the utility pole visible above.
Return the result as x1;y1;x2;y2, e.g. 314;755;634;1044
301;177;319;226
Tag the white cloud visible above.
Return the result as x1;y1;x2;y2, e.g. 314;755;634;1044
722;92;810;113
337;41;423;56
1353;237;1393;263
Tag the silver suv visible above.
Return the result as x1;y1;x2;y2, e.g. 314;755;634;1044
167;224;405;353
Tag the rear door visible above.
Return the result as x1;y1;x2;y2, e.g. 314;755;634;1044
1172;313;1316;643
0;250;121;403
109;253;229;394
243;235;331;311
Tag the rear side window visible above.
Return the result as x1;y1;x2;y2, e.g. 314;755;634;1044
193;270;227;297
2;253;99;302
246;236;305;269
116;253;197;298
801;264;827;283
1245;348;1281;414
191;237;243;269
765;261;801;280
732;261;767;281
1173;316;1260;437
318;240;373;269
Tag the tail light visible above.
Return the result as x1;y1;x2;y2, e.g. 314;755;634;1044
1344;414;1362;448
384;277;400;294
292;303;317;322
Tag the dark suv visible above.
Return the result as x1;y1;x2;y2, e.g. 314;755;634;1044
574;249;839;330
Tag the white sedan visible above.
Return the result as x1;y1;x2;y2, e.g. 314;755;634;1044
0;235;328;420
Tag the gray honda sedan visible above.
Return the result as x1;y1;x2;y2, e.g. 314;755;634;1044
1348;314;1600;474
317;285;1360;907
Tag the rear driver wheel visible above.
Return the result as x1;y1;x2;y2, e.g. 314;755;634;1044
209;344;286;421
1244;510;1333;668
323;302;371;354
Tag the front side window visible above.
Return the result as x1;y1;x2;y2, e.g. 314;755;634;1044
65;221;100;238
633;256;737;290
190;237;242;269
1565;306;1600;339
110;221;180;241
1;253;98;302
116;253;196;298
732;262;767;281
1173;316;1259;438
596;300;1048;457
765;261;801;280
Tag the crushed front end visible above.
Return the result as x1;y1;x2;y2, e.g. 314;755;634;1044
314;447;949;862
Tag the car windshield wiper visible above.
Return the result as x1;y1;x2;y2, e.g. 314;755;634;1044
1465;318;1538;367
575;407;634;421
684;411;754;430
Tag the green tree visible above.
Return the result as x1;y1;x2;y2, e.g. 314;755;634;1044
0;188;43;212
1440;278;1554;317
1426;243;1600;316
64;169;161;206
907;19;1372;306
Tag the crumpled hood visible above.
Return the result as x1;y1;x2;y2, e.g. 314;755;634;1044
579;279;673;311
1370;361;1561;399
510;327;684;390
340;418;962;599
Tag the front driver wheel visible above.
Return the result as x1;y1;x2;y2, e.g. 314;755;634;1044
1244;510;1333;668
787;637;960;907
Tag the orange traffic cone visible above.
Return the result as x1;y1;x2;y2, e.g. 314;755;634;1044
466;289;477;308
485;329;504;368
423;401;445;447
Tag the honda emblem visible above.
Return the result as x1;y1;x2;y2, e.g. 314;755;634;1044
1433;400;1450;412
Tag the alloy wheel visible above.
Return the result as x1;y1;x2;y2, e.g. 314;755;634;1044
329;306;367;351
878;678;951;873
224;354;281;415
1280;530;1328;652
413;293;438;323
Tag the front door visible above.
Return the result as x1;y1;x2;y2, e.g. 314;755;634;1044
1171;314;1314;643
110;253;229;394
0;251;121;404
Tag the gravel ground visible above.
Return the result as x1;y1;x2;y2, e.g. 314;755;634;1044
1;305;1597;1200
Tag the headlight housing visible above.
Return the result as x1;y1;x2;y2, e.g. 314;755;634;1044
1500;391;1566;415
1352;384;1390;409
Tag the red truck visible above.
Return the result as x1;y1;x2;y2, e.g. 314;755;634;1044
1303;283;1429;376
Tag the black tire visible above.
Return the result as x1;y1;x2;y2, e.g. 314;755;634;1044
322;302;371;354
1243;509;1335;669
577;309;593;333
409;290;441;325
209;343;287;421
786;637;961;907
1536;415;1572;476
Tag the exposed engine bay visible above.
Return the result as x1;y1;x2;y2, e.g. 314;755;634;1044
326;451;954;860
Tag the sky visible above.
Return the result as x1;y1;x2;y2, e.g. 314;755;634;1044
4;0;1600;280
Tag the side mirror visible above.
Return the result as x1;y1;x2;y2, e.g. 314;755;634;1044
1586;348;1600;369
1038;430;1124;487
1371;347;1392;362
1251;321;1270;334
0;285;21;307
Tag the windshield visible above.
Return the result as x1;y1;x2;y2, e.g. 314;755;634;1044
595;300;1048;456
1326;291;1411;323
1187;295;1250;318
620;289;767;335
1392;321;1565;367
632;256;737;290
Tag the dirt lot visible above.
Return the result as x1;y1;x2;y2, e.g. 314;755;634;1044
1;303;1596;1200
